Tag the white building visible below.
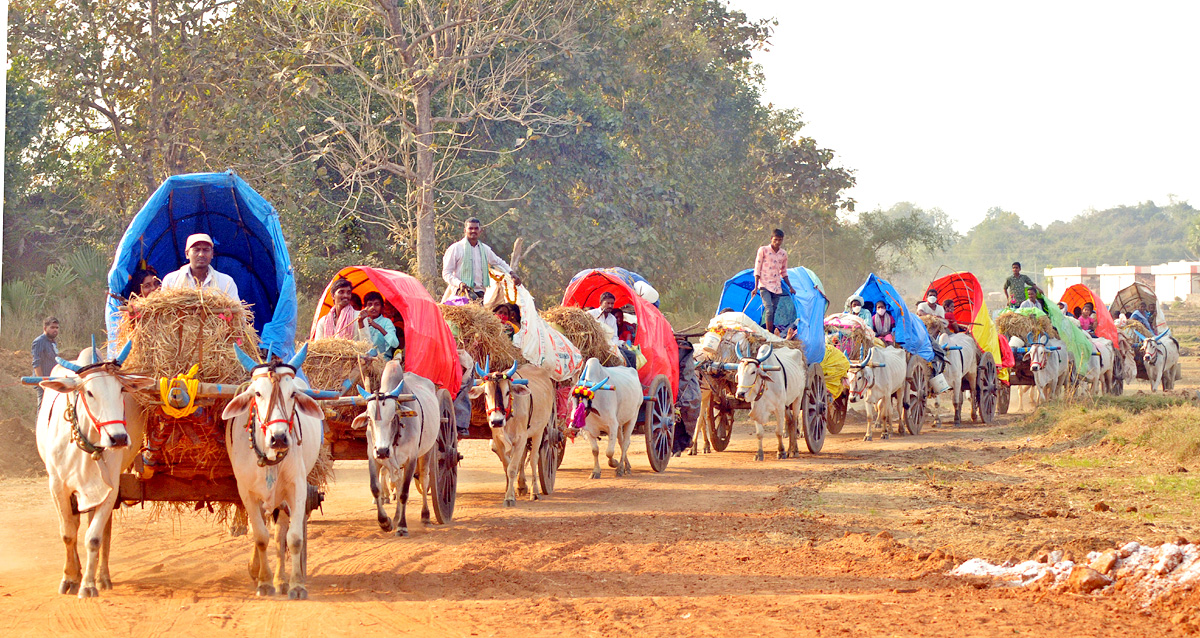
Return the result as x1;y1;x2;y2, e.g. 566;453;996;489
1043;261;1200;306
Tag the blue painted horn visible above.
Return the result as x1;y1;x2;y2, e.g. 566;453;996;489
735;341;746;360
505;360;519;379
590;376;610;392
114;340;133;366
288;342;309;370
757;344;773;364
56;357;83;373
233;344;259;372
387;378;406;398
90;335;98;365
357;384;372;401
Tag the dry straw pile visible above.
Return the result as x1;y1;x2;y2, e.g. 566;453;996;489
996;311;1057;340
304;337;381;393
541;305;622;366
439;302;524;369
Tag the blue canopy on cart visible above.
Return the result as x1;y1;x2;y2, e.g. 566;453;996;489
716;267;829;364
105;171;297;357
852;273;934;362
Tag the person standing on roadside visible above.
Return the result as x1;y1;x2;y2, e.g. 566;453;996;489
753;229;792;334
1003;262;1038;308
32;316;60;409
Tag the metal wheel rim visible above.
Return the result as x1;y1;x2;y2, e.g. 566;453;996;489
803;364;826;454
976;352;998;423
538;425;561;495
645;377;674;472
431;391;458;524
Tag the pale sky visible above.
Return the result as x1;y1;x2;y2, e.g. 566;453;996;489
733;1;1200;231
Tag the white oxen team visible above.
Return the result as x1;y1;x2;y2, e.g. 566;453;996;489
222;345;326;600
568;357;643;478
732;343;807;460
846;346;908;441
36;342;152;598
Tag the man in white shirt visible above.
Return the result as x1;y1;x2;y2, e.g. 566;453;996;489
161;233;240;299
916;289;946;319
1018;287;1040;310
441;218;519;300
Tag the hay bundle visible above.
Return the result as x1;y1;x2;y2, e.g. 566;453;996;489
116;287;259;404
541;305;622;366
1119;320;1152;340
921;314;948;337
996;310;1057;340
845;324;877;361
304;338;381;393
439;303;524;370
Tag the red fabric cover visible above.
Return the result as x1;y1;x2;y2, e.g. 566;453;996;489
308;266;462;394
928;272;983;329
1060;284;1118;344
562;271;679;398
997;334;1015;369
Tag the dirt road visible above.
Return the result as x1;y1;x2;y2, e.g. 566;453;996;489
1;391;1196;636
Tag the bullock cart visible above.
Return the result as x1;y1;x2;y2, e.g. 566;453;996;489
998;294;1093;405
1060;283;1122;395
926;272;1005;421
1110;283;1178;386
846;274;937;435
305;267;462;523
695;266;837;454
561;270;680;471
90;171;329;513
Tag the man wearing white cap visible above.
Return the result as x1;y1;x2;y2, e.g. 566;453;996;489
161;233;240;299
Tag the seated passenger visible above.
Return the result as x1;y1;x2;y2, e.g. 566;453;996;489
1078;302;1098;336
130;266;161;298
916;289;946;318
161;233;239;299
1018;287;1040;310
943;299;962;333
1131;303;1153;331
356;291;400;359
588;292;638;367
846;295;872;323
871;303;895;345
494;303;520;339
315;277;359;339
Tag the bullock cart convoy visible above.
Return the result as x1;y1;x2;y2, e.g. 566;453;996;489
22;171;1188;600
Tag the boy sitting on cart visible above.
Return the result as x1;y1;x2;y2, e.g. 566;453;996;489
356;291;402;360
588;291;639;367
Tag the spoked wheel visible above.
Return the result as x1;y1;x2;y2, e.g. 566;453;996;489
643;376;675;473
537;424;564;495
801;363;827;454
974;352;998;424
706;389;735;452
904;357;928;435
998;382;1011;414
429;389;458;524
827;391;848;434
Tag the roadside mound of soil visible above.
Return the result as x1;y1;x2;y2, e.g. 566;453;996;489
0;418;42;478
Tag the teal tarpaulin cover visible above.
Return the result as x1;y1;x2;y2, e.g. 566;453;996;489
715;266;829;364
105;171;297;357
852;273;934;362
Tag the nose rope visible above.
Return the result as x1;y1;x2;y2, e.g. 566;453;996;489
63;376;129;460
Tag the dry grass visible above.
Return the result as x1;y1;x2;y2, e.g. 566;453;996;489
996;310;1056;340
541;305;622;366
439;303;524;370
1022;394;1200;464
304;338;379;394
116;287;259;402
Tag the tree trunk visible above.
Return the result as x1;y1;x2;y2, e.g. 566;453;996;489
414;82;437;284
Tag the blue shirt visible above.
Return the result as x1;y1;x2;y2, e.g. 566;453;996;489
1131;309;1152;331
357;316;400;358
32;333;58;375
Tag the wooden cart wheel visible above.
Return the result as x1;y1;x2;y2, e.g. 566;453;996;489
1110;367;1124;396
537;423;564;495
998;382;1011;414
904;357;928;436
826;391;848;435
801;363;827;454
974;352;998;424
706;389;735;452
643;375;674;473
428;389;458;524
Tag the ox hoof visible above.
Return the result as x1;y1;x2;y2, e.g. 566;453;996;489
754;451;765;461
608;458;619;469
504;498;516;508
378;516;393;533
380;496;391;505
704;445;712;454
98;577;112;591
59;580;79;595
863;435;872;442
882;433;890;440
395;528;409;537
777;451;788;460
517;486;530;497
421;509;431;523
688;448;697;456
590;470;601;479
288;586;308;600
79;586;98;599
256;583;276;597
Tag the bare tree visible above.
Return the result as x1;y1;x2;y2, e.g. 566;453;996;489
262;0;585;283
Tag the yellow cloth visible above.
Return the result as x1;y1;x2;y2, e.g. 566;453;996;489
821;345;850;399
972;299;1009;382
159;364;201;418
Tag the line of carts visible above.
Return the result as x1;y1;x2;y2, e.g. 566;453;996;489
37;172;1167;533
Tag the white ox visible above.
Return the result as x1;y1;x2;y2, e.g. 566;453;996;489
351;361;440;535
1083;338;1115;396
847;346;907;441
568;357;643;478
36;343;152;598
222;345;325;599
733;343;807;460
935;332;979;427
1009;335;1067;410
1142;330;1182;392
469;358;555;506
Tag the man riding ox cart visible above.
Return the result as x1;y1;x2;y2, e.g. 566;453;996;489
924;273;1006;426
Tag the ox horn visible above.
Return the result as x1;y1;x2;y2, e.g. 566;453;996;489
357;384;372;401
90;335;98;365
474;360;487;378
56;357;83;373
113;340;133;366
288;342;309;370
757;344;773;364
264;341;275;362
365;348;379;358
590;376;610;393
504;359;519;379
735;341;746;360
387;379;406;398
863;349;873;368
232;344;259;372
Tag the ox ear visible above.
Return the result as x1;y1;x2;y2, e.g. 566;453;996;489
511;383;531;396
468;385;486;400
351;414;369;430
222;389;255;420
40;377;81;393
118;374;155;392
292;391;324;420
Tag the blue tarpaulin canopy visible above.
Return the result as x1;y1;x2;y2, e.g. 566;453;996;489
716;267;829;364
853;273;933;362
105;171;297;356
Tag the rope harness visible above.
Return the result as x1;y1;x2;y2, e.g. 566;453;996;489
53;364;134;461
735;358;776;403
245;367;305;467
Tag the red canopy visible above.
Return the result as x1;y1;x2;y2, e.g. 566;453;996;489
562;271;678;397
1060;284;1118;344
308;267;461;394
